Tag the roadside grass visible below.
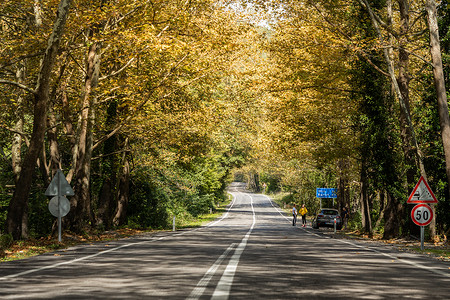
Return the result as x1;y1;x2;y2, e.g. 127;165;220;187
411;248;450;260
270;192;291;211
0;194;233;263
178;194;232;229
0;228;146;263
337;230;450;261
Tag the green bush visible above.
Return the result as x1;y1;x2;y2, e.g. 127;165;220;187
0;233;13;250
281;193;294;205
0;159;13;233
128;178;169;229
186;194;213;217
348;210;362;231
28;192;53;237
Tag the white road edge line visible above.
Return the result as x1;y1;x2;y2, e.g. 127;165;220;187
0;239;151;280
186;243;237;300
262;193;449;278
263;194;290;221
211;194;256;300
337;239;450;278
1;191;238;281
207;193;237;227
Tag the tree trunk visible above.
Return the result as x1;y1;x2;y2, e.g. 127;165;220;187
425;0;450;241
48;106;62;173
61;87;77;183
397;0;422;239
97;99;120;228
113;143;130;227
338;159;350;211
397;0;416;185
11;64;25;184
360;162;372;235
69;41;100;231
97;179;114;229
375;191;385;229
5;0;72;240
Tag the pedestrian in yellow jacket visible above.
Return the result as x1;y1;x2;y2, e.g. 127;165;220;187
299;204;308;227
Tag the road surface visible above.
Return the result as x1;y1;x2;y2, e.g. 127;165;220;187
1;182;449;299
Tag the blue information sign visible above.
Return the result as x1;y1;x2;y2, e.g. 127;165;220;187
316;188;337;198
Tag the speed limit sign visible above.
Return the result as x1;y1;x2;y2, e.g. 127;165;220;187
411;204;433;226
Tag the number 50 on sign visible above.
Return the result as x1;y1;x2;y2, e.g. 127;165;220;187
411;204;433;226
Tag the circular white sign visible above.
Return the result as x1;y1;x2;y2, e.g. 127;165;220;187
411;204;433;226
48;196;70;217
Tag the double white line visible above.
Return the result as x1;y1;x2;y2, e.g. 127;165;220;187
188;193;256;300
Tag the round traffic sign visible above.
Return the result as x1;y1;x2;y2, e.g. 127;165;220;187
411;204;433;226
48;196;70;217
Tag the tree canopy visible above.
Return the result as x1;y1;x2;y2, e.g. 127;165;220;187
1;0;450;242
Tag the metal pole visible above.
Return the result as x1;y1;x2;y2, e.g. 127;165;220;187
334;218;336;234
173;216;176;232
58;214;62;242
57;172;62;242
420;226;424;251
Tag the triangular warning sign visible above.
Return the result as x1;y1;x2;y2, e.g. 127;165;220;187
407;176;438;204
45;169;74;197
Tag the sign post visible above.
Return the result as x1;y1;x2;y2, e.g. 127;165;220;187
410;204;434;250
407;176;437;251
45;169;74;242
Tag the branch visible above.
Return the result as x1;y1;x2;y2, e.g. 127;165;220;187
0;79;36;94
99;57;136;81
355;0;399;39
91;149;131;161
356;50;390;77
389;46;433;67
68;51;86;76
0;124;30;146
0;51;44;70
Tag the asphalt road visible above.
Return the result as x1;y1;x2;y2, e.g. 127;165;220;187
1;182;450;299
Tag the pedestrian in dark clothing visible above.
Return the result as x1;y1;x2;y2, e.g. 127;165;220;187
341;207;348;230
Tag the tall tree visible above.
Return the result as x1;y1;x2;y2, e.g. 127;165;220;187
425;0;450;238
3;0;72;240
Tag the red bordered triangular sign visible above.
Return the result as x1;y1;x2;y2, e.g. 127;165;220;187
407;176;438;203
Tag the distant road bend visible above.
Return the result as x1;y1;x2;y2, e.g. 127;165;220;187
1;182;450;299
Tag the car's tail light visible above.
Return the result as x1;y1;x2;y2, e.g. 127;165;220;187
336;216;341;219
318;214;324;218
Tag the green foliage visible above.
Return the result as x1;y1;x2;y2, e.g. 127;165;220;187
127;149;233;229
28;192;53;237
347;210;362;231
0;233;13;250
349;5;407;237
127;170;170;229
281;193;294;205
260;172;281;193
185;194;213;217
0;154;13;233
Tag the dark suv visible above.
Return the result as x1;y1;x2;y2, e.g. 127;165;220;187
312;208;342;230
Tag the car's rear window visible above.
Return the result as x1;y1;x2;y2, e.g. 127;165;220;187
321;210;339;215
